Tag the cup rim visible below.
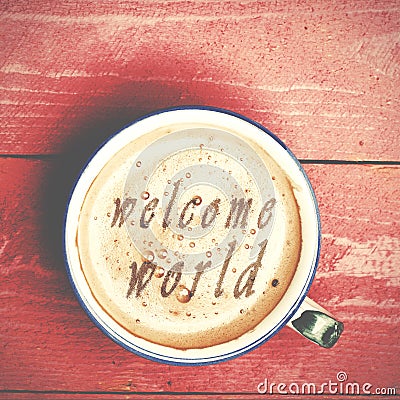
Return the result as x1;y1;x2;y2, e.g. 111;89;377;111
64;105;321;365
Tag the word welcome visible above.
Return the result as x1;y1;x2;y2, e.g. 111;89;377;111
110;179;276;230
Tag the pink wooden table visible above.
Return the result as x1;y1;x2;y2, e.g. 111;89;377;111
1;1;399;398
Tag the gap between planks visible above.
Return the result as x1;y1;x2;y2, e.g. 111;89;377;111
0;154;399;165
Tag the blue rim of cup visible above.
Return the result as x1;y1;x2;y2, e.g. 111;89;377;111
64;105;321;366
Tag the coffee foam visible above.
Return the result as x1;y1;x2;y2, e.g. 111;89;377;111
76;124;301;349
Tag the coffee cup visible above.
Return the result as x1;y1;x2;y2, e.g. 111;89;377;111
64;106;343;365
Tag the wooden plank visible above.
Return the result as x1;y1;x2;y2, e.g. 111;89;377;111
1;1;399;159
0;394;395;400
0;159;399;395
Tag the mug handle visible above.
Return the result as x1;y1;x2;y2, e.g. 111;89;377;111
287;297;344;348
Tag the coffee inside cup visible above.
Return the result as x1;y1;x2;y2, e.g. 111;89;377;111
76;122;301;349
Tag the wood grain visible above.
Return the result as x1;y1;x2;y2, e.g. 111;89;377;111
0;394;396;400
1;1;399;159
0;159;398;396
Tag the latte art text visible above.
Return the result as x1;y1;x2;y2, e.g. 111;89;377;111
111;179;276;230
125;239;270;302
109;179;277;302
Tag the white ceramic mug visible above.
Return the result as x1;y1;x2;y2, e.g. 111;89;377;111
64;107;343;365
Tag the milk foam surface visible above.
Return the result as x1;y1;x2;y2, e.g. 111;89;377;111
76;124;302;349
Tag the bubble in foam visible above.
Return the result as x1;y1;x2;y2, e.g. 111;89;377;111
206;251;212;258
141;191;150;200
185;172;191;179
176;285;191;303
142;250;154;262
154;266;165;278
244;244;250;249
158;248;168;259
142;302;147;307
193;195;202;205
177;234;184;241
189;242;195;248
272;278;279;287
135;319;140;323
136;161;142;167
250;229;256;235
186;311;191;317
